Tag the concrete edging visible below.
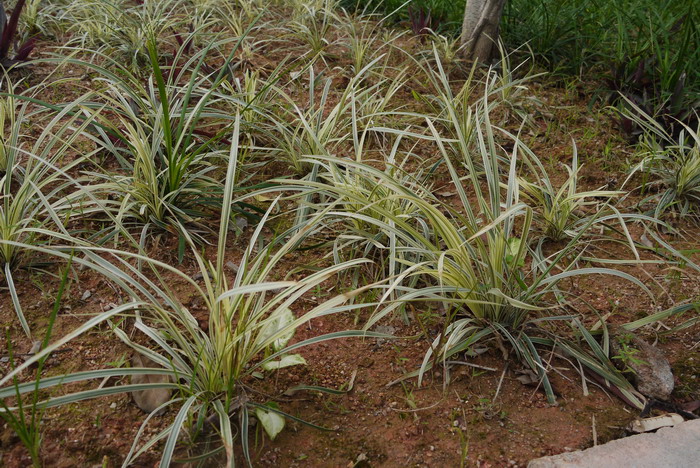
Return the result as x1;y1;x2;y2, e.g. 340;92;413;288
527;419;700;468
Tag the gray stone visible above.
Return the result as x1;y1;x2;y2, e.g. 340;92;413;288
192;271;213;281
374;325;396;346
130;354;172;414
611;330;674;400
528;419;700;468
234;217;249;231
225;261;240;274
28;340;42;355
375;325;396;335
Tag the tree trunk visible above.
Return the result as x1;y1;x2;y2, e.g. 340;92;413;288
460;0;507;63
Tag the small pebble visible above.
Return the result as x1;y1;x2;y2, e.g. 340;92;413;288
225;261;240;273
29;341;42;355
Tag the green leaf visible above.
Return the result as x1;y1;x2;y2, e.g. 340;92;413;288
258;307;295;351
261;354;307;371
255;404;285;440
5;264;30;338
161;396;198;467
505;237;524;268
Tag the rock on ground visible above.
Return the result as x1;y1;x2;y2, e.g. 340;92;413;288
130;353;172;414
611;330;674;400
528;419;700;468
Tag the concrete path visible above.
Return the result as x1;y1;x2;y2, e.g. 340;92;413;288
528;419;700;468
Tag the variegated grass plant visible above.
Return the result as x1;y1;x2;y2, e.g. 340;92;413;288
623;98;700;219
287;0;339;60
402;46;539;153
270;56;399;174
0;87;100;338
269;153;435;301
362;94;664;408
518;141;624;241
342;11;401;77
59;0;179;71
60;32;258;244
0;119;386;466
